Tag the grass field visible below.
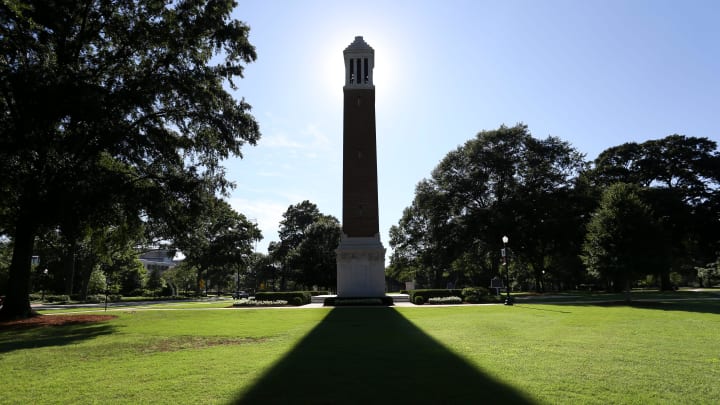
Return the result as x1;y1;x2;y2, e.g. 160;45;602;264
1;299;719;404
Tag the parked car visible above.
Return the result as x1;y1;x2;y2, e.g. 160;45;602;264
233;290;249;299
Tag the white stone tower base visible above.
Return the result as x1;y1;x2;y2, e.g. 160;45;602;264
336;234;386;297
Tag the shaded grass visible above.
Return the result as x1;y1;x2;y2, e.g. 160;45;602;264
2;300;719;404
516;289;720;304
237;307;532;403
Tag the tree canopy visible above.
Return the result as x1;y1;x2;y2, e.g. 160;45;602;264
389;124;588;290
390;125;719;293
581;183;667;292
0;0;259;318
268;201;340;290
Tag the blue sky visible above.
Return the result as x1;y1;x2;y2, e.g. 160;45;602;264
225;0;720;258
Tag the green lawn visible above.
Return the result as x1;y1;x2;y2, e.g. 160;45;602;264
2;300;719;404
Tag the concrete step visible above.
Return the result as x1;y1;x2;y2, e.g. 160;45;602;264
310;294;410;304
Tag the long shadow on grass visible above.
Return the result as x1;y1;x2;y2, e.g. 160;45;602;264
0;323;116;354
236;307;533;404
582;299;720;315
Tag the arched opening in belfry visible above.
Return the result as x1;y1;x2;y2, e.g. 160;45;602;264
348;58;355;84
355;58;361;84
363;58;369;83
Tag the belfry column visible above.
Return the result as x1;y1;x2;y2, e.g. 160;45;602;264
336;36;386;297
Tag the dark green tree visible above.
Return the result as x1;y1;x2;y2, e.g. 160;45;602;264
591;135;720;289
390;124;588;290
290;216;341;289
0;1;259;318
581;183;668;294
162;261;197;296
173;197;261;295
250;252;280;291
271;201;338;290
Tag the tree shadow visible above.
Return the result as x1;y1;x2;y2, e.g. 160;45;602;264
0;322;116;354
583;299;720;315
236;307;533;404
513;305;573;314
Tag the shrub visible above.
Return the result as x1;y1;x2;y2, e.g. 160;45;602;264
255;291;311;305
291;296;304;306
108;294;123;302
462;287;488;303
409;289;463;304
233;299;288;307
414;295;425;305
462;287;503;303
46;295;71;303
127;289;145;297
84;294;106;304
428;296;462;305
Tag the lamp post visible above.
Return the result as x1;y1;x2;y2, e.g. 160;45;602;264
502;236;512;306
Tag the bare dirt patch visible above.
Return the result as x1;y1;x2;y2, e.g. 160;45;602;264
146;336;266;353
0;314;117;330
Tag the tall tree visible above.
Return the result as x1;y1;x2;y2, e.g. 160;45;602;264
271;201;338;290
290;216;341;289
591;135;720;288
581;183;668;294
390;124;588;290
173;197;261;295
0;0;260;318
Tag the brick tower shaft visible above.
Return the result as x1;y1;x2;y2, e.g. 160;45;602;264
342;87;379;237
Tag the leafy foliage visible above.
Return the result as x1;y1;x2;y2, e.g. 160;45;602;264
589;135;720;288
391;125;719;292
0;0;260;318
173;197;261;294
390;124;588;290
581;183;668;292
269;201;340;290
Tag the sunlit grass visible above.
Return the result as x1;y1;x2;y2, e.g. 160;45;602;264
398;302;720;404
3;299;719;404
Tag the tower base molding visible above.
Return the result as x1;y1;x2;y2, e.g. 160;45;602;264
336;234;386;297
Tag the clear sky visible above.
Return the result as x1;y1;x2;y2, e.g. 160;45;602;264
225;0;720;258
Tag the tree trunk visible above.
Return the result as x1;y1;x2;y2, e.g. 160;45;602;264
624;278;632;303
63;247;76;295
658;271;673;291
0;214;38;320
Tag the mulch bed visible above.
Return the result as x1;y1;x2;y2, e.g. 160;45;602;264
0;314;117;330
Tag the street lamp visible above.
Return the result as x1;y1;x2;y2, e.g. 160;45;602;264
502;236;513;306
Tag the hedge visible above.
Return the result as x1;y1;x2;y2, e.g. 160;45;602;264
408;289;463;304
254;291;311;305
408;288;502;305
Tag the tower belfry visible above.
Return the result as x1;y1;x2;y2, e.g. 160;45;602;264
336;36;386;297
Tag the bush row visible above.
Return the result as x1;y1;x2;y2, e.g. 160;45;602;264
427;296;463;305
232;299;288;307
409;287;502;305
409;289;463;305
254;291;311;306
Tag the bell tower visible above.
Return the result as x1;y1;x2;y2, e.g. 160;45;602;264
336;36;386;297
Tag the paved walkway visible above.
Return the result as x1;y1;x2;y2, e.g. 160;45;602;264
32;293;720;313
